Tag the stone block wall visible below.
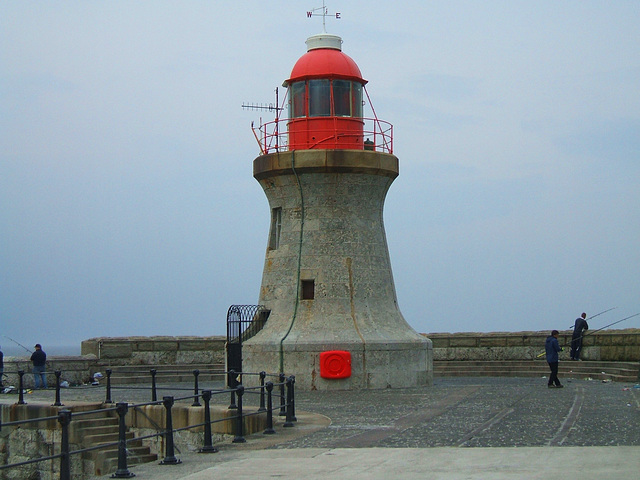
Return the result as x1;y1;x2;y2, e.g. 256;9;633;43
0;403;100;480
80;336;226;365
427;328;640;361
2;357;99;389
3;330;637;391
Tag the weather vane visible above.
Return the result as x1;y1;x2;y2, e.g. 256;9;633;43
307;1;341;33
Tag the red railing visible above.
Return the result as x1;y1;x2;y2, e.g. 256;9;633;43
252;116;393;155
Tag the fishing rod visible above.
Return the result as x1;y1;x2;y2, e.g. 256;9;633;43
582;312;640;338
588;306;617;320
568;307;617;329
1;335;33;355
536;312;639;358
560;312;640;351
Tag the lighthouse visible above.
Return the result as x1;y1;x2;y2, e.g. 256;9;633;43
242;29;432;390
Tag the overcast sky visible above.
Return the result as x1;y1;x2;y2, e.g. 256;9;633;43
2;1;639;351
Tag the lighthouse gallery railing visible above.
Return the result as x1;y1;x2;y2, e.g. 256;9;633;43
253;116;393;155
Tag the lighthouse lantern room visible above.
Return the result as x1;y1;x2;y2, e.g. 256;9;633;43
253;33;392;154
286;33;366;150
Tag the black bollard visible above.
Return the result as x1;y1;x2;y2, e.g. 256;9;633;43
105;369;113;404
58;409;72;480
192;369;201;407
199;390;219;453
17;370;26;405
160;396;181;465
112;403;135;478
232;384;246;443
228;370;237;410
150;369;157;402
263;381;275;435
258;371;266;412
278;373;286;416
284;376;295;427
53;370;63;406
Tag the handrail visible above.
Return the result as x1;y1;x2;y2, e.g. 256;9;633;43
254;116;393;155
0;369;296;479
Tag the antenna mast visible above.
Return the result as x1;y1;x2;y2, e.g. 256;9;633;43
242;88;286;153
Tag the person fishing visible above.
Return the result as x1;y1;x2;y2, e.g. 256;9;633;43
31;343;48;389
570;312;589;361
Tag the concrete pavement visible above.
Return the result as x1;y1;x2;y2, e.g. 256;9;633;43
102;376;640;479
137;446;639;480
4;376;640;479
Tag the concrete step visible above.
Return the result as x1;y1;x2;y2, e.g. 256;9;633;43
93;445;151;461
96;363;225;373
83;431;135;446
93;445;158;476
436;369;636;382
73;417;118;427
71;407;159;475
433;360;640;382
435;360;638;368
434;364;638;374
80;424;120;437
100;452;159;476
97;363;227;385
81;438;145;460
70;417;118;442
109;373;225;385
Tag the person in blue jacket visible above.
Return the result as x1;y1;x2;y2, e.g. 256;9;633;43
545;330;563;388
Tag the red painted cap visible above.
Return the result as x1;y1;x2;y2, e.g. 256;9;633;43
285;34;366;85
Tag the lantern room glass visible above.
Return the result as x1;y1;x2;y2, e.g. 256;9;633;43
290;82;306;118
309;79;331;117
352;82;363;118
289;80;364;118
333;80;351;116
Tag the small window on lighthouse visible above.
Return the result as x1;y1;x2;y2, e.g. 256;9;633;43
301;279;315;300
290;82;306;118
269;207;282;250
352;82;363;118
309;79;330;117
333;80;351;116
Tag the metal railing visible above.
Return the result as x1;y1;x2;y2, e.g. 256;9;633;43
254;116;393;155
0;369;297;480
227;305;270;378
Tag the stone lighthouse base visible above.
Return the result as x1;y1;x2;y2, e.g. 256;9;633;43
246;149;433;390
242;336;433;390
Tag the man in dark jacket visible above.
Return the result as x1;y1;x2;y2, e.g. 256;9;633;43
30;343;47;389
545;330;563;388
570;312;589;360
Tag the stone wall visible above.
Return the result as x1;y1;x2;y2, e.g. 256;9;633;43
2;357;99;389
0;403;101;480
0;401;259;480
80;336;226;365
427;328;640;362
3;330;637;390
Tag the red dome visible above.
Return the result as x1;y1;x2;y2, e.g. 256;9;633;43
286;48;366;85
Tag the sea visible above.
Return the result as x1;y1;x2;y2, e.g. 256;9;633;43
1;344;81;358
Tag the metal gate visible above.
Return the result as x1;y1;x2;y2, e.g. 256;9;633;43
226;305;270;376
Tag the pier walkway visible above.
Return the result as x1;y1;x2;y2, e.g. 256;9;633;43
2;376;639;479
